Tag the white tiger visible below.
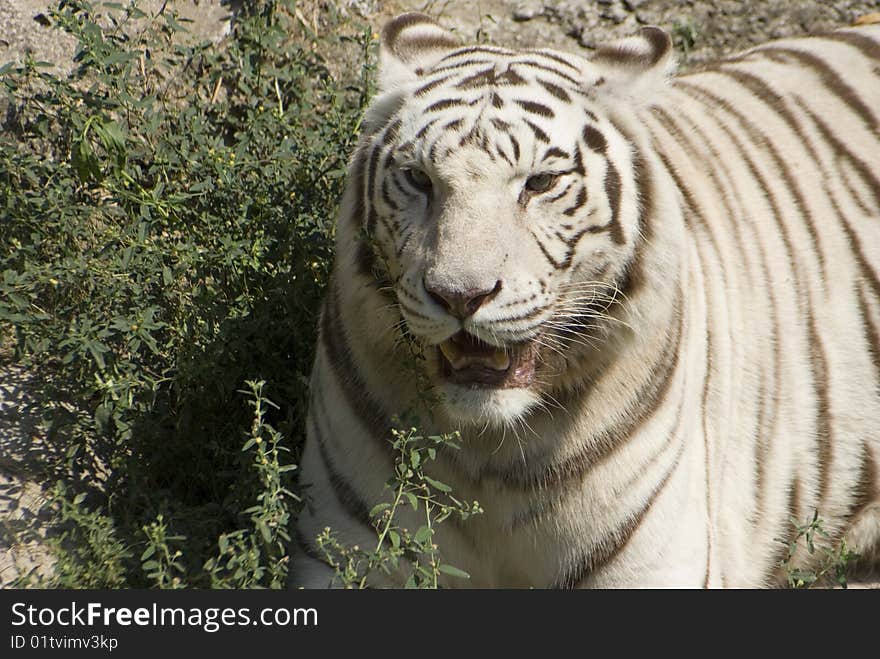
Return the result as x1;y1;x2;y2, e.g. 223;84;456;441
291;12;880;588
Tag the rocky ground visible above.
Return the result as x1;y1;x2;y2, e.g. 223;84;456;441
376;0;880;68
2;0;878;587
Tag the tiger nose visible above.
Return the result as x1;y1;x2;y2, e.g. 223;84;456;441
424;279;502;319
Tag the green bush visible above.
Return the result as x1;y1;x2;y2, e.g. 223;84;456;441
1;0;374;587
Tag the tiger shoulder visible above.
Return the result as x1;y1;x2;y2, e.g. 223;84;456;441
291;13;880;588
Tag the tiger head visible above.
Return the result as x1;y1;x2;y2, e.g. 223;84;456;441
342;13;679;427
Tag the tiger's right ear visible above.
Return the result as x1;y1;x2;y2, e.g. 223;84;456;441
379;13;460;91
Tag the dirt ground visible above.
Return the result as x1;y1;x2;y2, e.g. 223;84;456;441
4;1;880;71
2;0;878;588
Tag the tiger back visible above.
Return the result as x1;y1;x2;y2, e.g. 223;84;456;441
291;13;880;588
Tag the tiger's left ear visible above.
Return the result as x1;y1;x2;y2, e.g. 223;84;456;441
586;27;675;103
379;13;460;91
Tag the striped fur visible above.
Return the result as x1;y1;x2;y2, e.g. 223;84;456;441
292;13;880;588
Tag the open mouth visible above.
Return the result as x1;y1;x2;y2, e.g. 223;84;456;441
438;331;537;388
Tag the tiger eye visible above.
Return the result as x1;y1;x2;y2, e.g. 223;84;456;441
525;173;559;194
404;167;433;193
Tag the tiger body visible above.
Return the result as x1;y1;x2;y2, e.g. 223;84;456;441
292;14;880;588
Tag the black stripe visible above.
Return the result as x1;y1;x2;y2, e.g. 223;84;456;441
852;442;878;514
554;434;684;588
455;67;497;89
389;170;418;201
495;142;513;166
582;124;607;153
415;118;439;139
347;147;375;281
510;59;581;86
648;131;722;263
516;100;555;118
769;478;803;584
546;181;573;203
425;98;468;113
562;186;587;216
414;74;454;96
858;286;880;387
524;49;582;72
807;315;833;503
762;47;878;129
320;285;391;444
572;143;585;175
396;225;413;258
453;64;529;90
310;394;374;528
792;97;880;209
825;184;880;302
431;58;493;74
365;120;402;236
496;67;527;85
530;228;564;270
380;178;399;211
439;46;514;62
536;78;572;102
649;105;744;266
604;161;624;244
616;134;653;299
819;29;880;61
542;147;570;162
510;134;521;161
523;119;550;143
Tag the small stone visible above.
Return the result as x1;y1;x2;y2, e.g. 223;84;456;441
512;2;543;22
577;30;597;50
608;6;628;23
623;0;648;9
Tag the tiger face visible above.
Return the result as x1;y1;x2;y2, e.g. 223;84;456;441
353;14;674;426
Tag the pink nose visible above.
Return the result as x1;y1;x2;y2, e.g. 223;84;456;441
424;280;502;319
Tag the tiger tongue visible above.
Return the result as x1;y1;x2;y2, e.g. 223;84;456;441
439;337;511;372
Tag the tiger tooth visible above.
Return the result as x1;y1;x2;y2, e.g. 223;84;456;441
440;340;465;368
440;338;509;371
490;349;510;371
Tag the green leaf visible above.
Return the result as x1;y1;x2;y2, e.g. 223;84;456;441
423;476;452;493
72;138;101;182
94;119;126;154
369;502;390;519
414;525;432;545
439;564;470;579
